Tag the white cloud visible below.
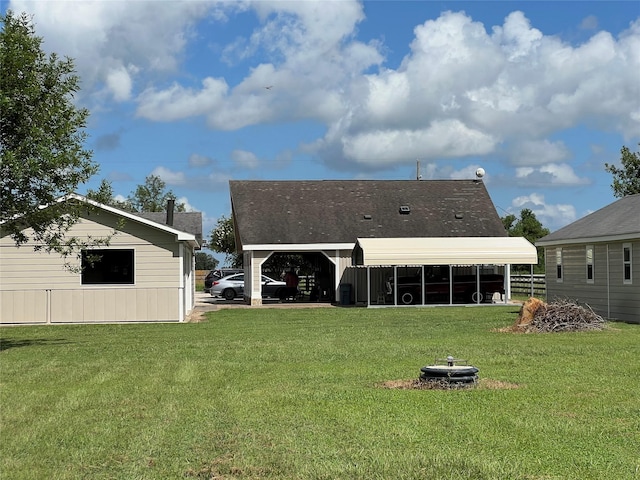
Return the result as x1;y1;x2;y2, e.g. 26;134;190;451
152;166;187;186
509;139;571;166
137;77;229;122
188;154;214;168
105;66;134;102
515;163;590;186
580;15;599;31
231;150;260;169
12;1;640;170
176;196;196;212
150;166;231;191
510;193;577;228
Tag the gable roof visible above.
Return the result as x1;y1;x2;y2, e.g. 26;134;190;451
135;212;203;247
69;194;200;247
230;180;507;250
537;194;640;246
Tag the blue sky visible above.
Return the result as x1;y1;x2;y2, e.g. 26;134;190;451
5;1;640;263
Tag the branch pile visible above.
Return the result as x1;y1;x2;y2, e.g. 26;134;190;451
514;298;605;332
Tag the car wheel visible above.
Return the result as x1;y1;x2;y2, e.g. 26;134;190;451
400;291;414;305
223;289;236;300
471;291;484;303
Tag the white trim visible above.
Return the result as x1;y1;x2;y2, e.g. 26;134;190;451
244;243;354;251
623;242;633;285
586;244;594;284
65;194;199;246
179;243;185;322
556;247;563;283
537;233;640;247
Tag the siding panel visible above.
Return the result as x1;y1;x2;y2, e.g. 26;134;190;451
0;290;47;324
545;242;640;323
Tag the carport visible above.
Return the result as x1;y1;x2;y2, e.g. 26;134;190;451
348;237;538;306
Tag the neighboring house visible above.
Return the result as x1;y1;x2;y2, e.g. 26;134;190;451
0;194;201;324
536;194;640;323
230;180;537;306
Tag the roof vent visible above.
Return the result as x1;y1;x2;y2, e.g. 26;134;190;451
363;214;372;220
399;205;410;214
455;212;464;219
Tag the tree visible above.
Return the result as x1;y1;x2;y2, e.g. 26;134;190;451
501;209;550;273
605;144;640;198
1;11;99;257
195;252;218;270
85;179;131;210
127;175;185;213
209;215;242;267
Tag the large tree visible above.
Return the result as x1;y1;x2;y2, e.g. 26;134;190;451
209;215;241;267
605;144;640;198
127;174;185;213
195;251;218;270
501;209;550;273
1;11;99;255
85;179;132;210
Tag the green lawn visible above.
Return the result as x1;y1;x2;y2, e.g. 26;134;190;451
1;307;638;479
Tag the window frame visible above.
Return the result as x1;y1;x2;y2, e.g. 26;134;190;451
555;247;563;282
81;248;135;285
623;243;632;285
586;244;594;283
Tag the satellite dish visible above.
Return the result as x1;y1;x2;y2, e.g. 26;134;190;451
475;167;485;179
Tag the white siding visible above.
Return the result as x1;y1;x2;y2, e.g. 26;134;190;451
1;208;191;323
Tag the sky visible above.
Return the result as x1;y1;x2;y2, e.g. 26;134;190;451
4;0;640;263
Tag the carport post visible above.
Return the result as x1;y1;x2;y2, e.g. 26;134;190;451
530;264;534;298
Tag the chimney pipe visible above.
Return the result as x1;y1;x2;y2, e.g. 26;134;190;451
166;199;175;226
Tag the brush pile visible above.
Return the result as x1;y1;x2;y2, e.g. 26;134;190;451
514;297;605;332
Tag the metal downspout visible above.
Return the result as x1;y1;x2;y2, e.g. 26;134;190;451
607;244;610;318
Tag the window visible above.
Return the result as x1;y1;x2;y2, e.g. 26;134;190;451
556;248;563;282
623;243;632;284
81;249;134;285
586;245;594;283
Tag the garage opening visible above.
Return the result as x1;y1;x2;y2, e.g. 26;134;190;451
261;252;335;303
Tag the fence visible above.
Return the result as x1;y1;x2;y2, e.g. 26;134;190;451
510;274;546;298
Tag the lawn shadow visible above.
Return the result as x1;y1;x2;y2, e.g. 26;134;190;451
0;338;71;352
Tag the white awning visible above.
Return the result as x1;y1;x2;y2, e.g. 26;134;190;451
354;237;538;265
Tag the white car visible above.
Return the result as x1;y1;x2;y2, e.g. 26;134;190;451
209;273;287;300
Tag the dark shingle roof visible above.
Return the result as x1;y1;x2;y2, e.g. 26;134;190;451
135;212;203;246
230;180;506;248
537;194;640;244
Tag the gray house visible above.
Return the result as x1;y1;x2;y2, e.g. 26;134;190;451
230;179;536;306
537;194;640;323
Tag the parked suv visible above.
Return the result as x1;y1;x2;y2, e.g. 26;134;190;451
204;268;243;292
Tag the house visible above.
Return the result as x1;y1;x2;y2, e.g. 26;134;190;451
536;194;640;323
0;194;201;324
230;179;537;306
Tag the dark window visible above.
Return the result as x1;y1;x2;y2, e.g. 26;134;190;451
556;248;563;282
623;244;632;284
586;245;594;283
81;249;134;285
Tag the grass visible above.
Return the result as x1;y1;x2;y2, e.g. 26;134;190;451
1;306;638;479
